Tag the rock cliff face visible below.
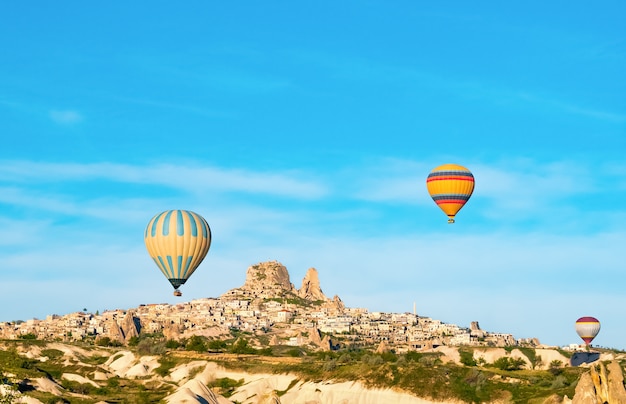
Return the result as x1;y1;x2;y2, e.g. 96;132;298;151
227;261;297;298
571;360;626;403
244;261;295;291
120;311;141;343
298;267;328;301
223;261;344;310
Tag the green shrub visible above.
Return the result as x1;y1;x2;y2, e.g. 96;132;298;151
230;338;256;355
492;357;526;371
287;348;302;358
40;349;64;361
96;337;122;347
551;375;568;389
322;359;337;371
404;351;423;362
459;350;477;366
154;356;179;377
549;360;564;376
207;377;244;397
107;377;120;388
208;339;227;351
18;333;37;340
186;336;208;352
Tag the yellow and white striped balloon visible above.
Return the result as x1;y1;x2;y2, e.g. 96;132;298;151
144;210;211;295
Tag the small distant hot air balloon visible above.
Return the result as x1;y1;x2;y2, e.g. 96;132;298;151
575;316;601;347
144;210;211;296
426;164;475;223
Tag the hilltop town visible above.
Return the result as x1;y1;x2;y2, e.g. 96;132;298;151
0;261;537;351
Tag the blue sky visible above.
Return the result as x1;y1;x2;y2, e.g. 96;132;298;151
1;2;625;349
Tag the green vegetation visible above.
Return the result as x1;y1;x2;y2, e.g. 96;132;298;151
154;355;181;377
95;336;122;347
206;348;585;403
459;349;477;366
492;356;527;371
518;347;542;369
17;333;37;340
264;293;324;307
0;338;612;403
185;335;208;352
206;377;244;397
0;340;172;403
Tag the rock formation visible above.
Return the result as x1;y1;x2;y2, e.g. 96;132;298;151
223;261;297;299
244;261;295;292
572;360;626;403
375;340;390;354
163;323;183;341
298;268;329;301
308;327;323;347
120;311;141;343
222;261;345;311
331;294;345;312
104;319;125;344
470;321;486;339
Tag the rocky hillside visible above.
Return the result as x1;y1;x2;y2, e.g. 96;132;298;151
2;340;626;403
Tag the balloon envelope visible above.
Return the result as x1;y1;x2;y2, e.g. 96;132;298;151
575;316;600;345
144;210;211;294
426;164;475;223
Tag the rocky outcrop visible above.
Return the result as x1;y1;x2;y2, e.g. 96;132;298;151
163;323;183;341
572;361;626;403
309;326;323;347
104;319;125;344
165;379;231;404
223;261;297;299
120;311;141;343
244;261;295;292
222;261;345;311
375;340;390;354
331;294;345;312
298;268;328;301
606;361;626;402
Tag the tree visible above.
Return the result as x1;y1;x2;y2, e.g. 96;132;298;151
208;339;227;351
230;338;256;354
549;360;564;376
493;357;526;371
186;336;208;352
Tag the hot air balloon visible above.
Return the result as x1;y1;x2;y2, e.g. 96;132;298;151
575;316;601;347
426;164;475;223
144;210;211;296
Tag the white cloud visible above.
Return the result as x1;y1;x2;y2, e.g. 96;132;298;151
49;109;83;124
0;161;326;199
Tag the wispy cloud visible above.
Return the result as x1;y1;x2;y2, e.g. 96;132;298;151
0;161;327;199
49;109;83;124
348;157;596;204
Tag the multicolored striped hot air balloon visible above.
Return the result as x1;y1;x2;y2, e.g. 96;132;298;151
144;210;211;296
575;316;601;346
426;164;475;223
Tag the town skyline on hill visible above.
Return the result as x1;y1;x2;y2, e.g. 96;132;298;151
2;260;597;353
